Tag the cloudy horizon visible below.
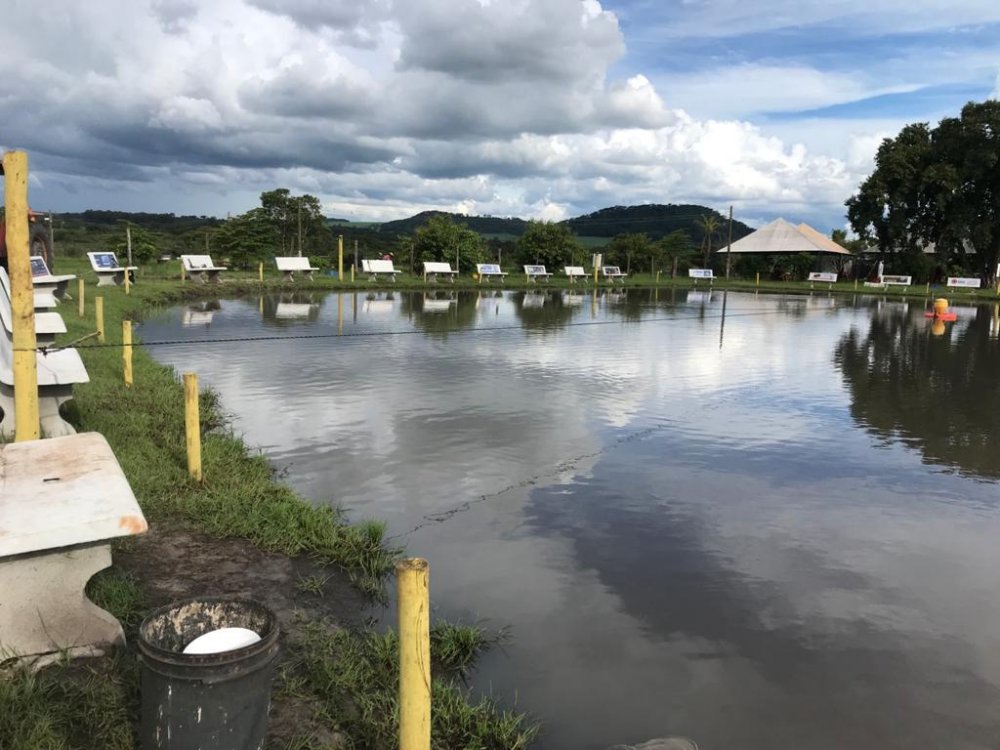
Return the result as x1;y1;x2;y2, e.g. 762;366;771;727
2;0;998;232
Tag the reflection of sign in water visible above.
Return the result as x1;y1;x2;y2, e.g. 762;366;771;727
522;293;546;308
30;257;48;277
92;253;118;269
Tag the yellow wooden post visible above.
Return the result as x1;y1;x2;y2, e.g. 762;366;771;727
96;296;105;343
338;235;344;281
259;261;263;283
184;373;202;482
656;270;661;284
594;265;599;284
78;278;85;317
755;272;760;287
397;558;431;750
180;259;186;282
124;264;130;295
854;279;858;291
351;265;355;283
4;151;39;441
122;320;133;387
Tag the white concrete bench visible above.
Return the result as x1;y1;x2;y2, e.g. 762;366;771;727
182;254;227;283
361;259;398;282
1;264;58;310
808;271;838;288
688;268;714;284
0;269;89;438
602;265;627;283
524;264;553;283
423;261;458;283
30;256;76;300
947;277;981;289
0;291;66;346
275;256;319;281
564;266;588;283
0;432;147;662
88;252;137;287
476;263;508;283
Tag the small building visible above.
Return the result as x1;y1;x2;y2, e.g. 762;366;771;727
717;218;851;273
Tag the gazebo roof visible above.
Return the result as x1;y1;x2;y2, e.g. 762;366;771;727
717;218;851;255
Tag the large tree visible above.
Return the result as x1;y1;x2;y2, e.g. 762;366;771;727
412;214;484;273
847;101;1000;283
658;229;695;278
214;208;278;269
606;232;653;275
515;221;581;268
259;188;331;256
695;214;720;267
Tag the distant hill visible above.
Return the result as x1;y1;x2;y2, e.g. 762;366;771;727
378;211;530;236
60;210;222;232
563;204;754;241
376;204;754;243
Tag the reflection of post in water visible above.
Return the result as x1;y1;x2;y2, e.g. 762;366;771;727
258;296;263;316
993;304;999;339
591;287;598;319
353;292;358;323
337;293;343;335
718;289;728;350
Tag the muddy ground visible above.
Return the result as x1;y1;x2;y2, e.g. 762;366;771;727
115;520;372;748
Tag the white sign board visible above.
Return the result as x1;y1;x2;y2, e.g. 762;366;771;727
591;253;603;270
688;269;714;279
808;272;838;283
947;277;981;288
881;274;912;285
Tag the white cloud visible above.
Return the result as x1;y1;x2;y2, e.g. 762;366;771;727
0;0;946;229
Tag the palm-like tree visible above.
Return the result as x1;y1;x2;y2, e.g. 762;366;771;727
696;214;720;267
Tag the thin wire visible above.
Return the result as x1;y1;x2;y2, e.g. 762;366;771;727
22;308;788;353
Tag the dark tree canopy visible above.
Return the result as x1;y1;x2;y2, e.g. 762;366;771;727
847;100;1000;283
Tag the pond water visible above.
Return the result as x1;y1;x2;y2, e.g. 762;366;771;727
142;289;1000;750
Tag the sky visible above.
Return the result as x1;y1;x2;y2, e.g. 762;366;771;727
1;0;998;231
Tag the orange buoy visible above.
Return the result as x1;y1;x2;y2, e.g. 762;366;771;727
924;297;957;322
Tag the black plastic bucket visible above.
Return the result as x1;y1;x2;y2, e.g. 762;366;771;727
137;596;280;750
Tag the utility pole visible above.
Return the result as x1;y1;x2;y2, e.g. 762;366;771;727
725;205;734;279
354;239;358;272
126;223;133;268
297;203;302;257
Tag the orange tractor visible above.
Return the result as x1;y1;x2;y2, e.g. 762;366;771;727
0;209;54;272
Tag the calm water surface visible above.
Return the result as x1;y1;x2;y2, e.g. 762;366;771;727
142;289;1000;750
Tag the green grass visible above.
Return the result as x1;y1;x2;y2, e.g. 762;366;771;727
86;569;147;632
287;621;537;750
0;657;138;750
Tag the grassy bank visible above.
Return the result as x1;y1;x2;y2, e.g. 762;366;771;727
0;273;537;749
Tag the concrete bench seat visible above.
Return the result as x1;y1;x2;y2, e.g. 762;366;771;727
361;259;398;282
182;254;227;283
0;268;89;438
602;265;627;283
423;261;458;282
0;264;58;310
688;268;714;284
88;251;137;287
476;263;508;283
808;271;838;289
564;265;588;283
0;432;147;662
524;264;553;283
275;256;319;281
31;256;76;300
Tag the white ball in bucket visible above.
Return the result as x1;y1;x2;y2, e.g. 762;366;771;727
183;627;261;654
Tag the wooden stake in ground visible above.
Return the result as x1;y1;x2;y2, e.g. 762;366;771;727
3;150;39;441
